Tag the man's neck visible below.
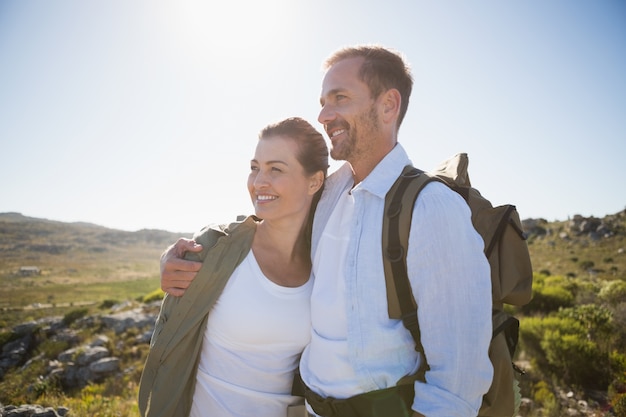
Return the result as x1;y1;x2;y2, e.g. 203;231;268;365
349;142;397;184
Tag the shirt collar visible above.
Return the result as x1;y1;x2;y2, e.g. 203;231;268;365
355;143;413;199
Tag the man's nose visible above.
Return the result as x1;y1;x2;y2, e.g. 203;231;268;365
318;104;335;126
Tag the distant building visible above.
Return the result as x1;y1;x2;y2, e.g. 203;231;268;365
19;266;41;276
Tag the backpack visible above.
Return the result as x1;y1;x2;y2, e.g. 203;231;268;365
382;152;533;417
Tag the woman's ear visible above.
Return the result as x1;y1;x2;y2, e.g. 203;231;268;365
308;171;325;195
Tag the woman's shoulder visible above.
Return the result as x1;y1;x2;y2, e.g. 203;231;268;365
186;215;259;261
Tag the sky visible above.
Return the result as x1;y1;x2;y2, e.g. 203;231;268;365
1;0;624;234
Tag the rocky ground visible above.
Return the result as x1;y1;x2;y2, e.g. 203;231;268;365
0;300;615;416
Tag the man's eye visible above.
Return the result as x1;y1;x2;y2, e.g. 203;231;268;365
250;166;258;171
271;167;283;172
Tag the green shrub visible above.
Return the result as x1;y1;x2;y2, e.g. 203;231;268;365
520;314;612;389
580;260;595;271
558;304;613;340
542;330;609;388
0;358;48;404
99;299;119;310
142;288;165;304
533;380;556;408
523;285;574;314
31;375;62;399
544;275;578;293
599;281;626;305
521;316;580;370
37;339;70;359
0;330;18;348
62;307;89;326
613;393;626;417
608;351;626;398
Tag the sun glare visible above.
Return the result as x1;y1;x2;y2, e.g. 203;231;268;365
157;0;289;65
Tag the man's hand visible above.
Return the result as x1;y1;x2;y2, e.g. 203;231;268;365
160;238;203;297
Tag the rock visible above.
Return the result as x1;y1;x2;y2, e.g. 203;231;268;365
57;346;108;365
518;397;534;416
101;308;155;334
89;357;120;374
110;300;133;312
49;329;79;345
77;346;109;366
90;335;110;347
135;330;153;345
52;344;120;387
0;334;35;374
1;404;63;416
522;218;548;236
12;322;39;335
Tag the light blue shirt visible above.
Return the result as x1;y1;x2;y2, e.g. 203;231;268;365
300;144;493;417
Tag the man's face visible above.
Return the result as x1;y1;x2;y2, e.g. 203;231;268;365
318;57;381;163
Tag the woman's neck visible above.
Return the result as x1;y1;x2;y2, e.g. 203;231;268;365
251;218;312;287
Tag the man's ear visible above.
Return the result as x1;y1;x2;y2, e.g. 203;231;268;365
381;88;401;124
309;171;325;195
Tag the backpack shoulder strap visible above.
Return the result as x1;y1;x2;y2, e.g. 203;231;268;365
383;165;441;382
383;165;438;329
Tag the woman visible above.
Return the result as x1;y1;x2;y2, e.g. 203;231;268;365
138;117;328;417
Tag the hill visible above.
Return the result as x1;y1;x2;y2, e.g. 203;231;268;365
0;212;192;319
1;210;625;416
523;210;626;282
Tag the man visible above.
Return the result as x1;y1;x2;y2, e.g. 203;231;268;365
160;45;493;417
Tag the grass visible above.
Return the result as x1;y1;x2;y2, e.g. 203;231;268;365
0;214;181;414
2;277;160;307
0;213;186;331
1;211;625;415
0;278;161;331
0;324;149;417
526;218;626;283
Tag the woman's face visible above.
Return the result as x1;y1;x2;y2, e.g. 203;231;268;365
247;135;320;222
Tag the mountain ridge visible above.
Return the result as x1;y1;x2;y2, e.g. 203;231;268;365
1;211;626;415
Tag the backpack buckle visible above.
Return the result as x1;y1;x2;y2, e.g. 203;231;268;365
386;245;404;263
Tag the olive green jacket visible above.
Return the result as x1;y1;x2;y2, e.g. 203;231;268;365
138;216;258;417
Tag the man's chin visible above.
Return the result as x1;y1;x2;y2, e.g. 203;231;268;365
330;148;349;162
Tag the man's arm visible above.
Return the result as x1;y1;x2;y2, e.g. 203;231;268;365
409;182;493;416
160;238;203;296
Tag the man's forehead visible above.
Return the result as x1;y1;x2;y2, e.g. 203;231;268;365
321;57;366;93
324;57;363;78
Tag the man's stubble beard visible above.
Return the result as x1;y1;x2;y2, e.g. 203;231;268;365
329;105;379;164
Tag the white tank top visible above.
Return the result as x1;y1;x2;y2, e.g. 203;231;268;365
190;251;313;417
